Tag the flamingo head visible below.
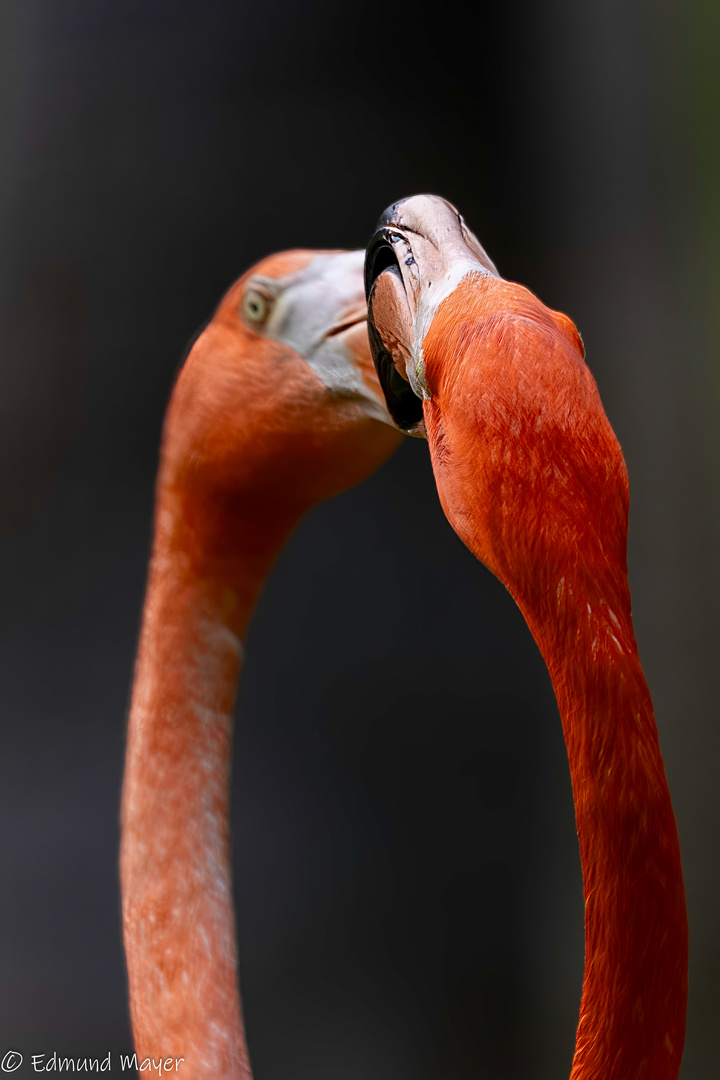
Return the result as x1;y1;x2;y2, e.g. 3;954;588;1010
365;194;498;435
365;195;630;601
162;249;401;512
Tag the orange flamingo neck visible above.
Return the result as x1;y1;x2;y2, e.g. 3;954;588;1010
121;478;300;1079
420;275;688;1080
520;561;688;1080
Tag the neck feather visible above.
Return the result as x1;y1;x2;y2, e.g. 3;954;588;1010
121;479;299;1079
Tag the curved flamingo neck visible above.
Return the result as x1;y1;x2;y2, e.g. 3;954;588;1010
519;561;688;1080
420;276;688;1079
121;478;299;1079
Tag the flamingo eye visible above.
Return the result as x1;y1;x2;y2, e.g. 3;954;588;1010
242;288;272;326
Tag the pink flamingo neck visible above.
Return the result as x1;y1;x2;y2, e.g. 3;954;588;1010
121;478;299;1079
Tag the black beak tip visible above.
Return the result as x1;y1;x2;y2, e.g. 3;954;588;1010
364;211;424;435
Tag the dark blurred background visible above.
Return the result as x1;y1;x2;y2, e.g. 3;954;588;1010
1;1;718;1077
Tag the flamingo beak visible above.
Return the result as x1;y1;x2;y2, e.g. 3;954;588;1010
365;195;498;435
365;219;424;435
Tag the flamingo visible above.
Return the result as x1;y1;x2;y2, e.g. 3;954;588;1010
365;195;688;1080
120;248;400;1078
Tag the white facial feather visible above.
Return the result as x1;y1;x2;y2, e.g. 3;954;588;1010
411;260;495;400
248;251;394;427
